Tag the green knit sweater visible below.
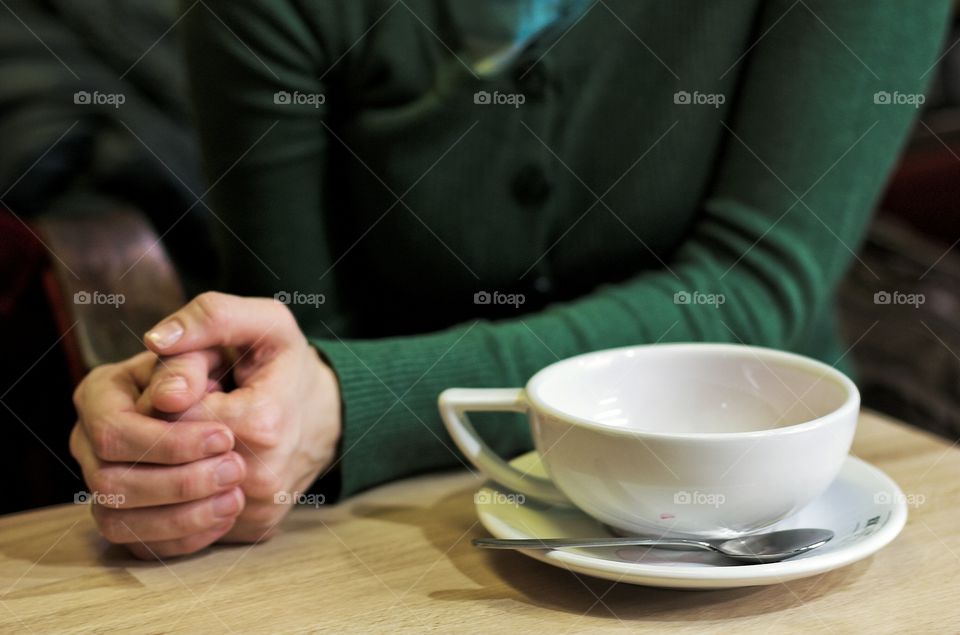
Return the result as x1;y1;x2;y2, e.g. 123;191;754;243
181;0;951;497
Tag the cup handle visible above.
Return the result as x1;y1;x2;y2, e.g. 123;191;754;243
438;388;571;505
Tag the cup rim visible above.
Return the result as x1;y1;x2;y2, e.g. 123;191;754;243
524;343;860;440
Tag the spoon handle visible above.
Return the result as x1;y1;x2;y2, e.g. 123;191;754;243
472;537;716;551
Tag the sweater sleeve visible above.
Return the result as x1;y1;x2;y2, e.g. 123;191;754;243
182;0;952;497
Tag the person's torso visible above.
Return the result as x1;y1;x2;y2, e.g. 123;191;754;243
234;0;763;337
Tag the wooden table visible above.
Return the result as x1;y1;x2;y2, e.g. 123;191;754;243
0;410;957;633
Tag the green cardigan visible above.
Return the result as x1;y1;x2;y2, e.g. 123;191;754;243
181;0;951;497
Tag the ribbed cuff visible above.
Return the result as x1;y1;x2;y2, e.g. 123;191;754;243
309;328;533;499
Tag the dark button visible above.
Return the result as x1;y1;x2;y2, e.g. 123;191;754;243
511;164;551;208
515;60;548;100
532;275;554;295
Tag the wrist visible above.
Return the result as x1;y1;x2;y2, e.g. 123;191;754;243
311;343;343;461
316;352;343;441
306;347;344;500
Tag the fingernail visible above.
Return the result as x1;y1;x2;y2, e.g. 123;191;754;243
215;459;243;486
159;376;188;394
146;319;184;349
203;431;232;455
213;490;240;517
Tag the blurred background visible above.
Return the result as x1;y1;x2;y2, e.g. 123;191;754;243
1;1;959;515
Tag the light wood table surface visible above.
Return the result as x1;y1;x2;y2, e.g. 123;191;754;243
0;410;957;634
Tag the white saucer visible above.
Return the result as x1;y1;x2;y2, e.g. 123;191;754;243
474;452;907;589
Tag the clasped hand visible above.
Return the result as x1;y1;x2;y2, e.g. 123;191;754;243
70;293;342;559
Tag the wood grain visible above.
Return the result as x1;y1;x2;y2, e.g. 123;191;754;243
0;410;957;634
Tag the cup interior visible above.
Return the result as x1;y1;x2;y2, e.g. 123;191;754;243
527;344;853;435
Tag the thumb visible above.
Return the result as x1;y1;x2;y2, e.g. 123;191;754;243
144;292;299;355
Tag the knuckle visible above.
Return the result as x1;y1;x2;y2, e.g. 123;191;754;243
162;429;195;463
73;363;112;411
145;534;209;559
131;350;157;367
193;292;230;332
229;525;275;544
184;529;223;553
169;354;203;382
174;467;207;502
71;382;84;412
220;395;247;423
171;504;210;536
163;535;206;558
68;424;83;461
89;416;121;460
89;470;117;499
161;352;201;378
86;363;114;386
94;508;125;543
167;512;195;537
147;363;173;386
241;467;282;499
247;399;283;447
242;501;284;528
273;299;296;325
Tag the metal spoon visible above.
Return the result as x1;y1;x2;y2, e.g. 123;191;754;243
472;528;833;563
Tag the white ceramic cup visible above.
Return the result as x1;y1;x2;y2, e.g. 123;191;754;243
439;343;859;538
